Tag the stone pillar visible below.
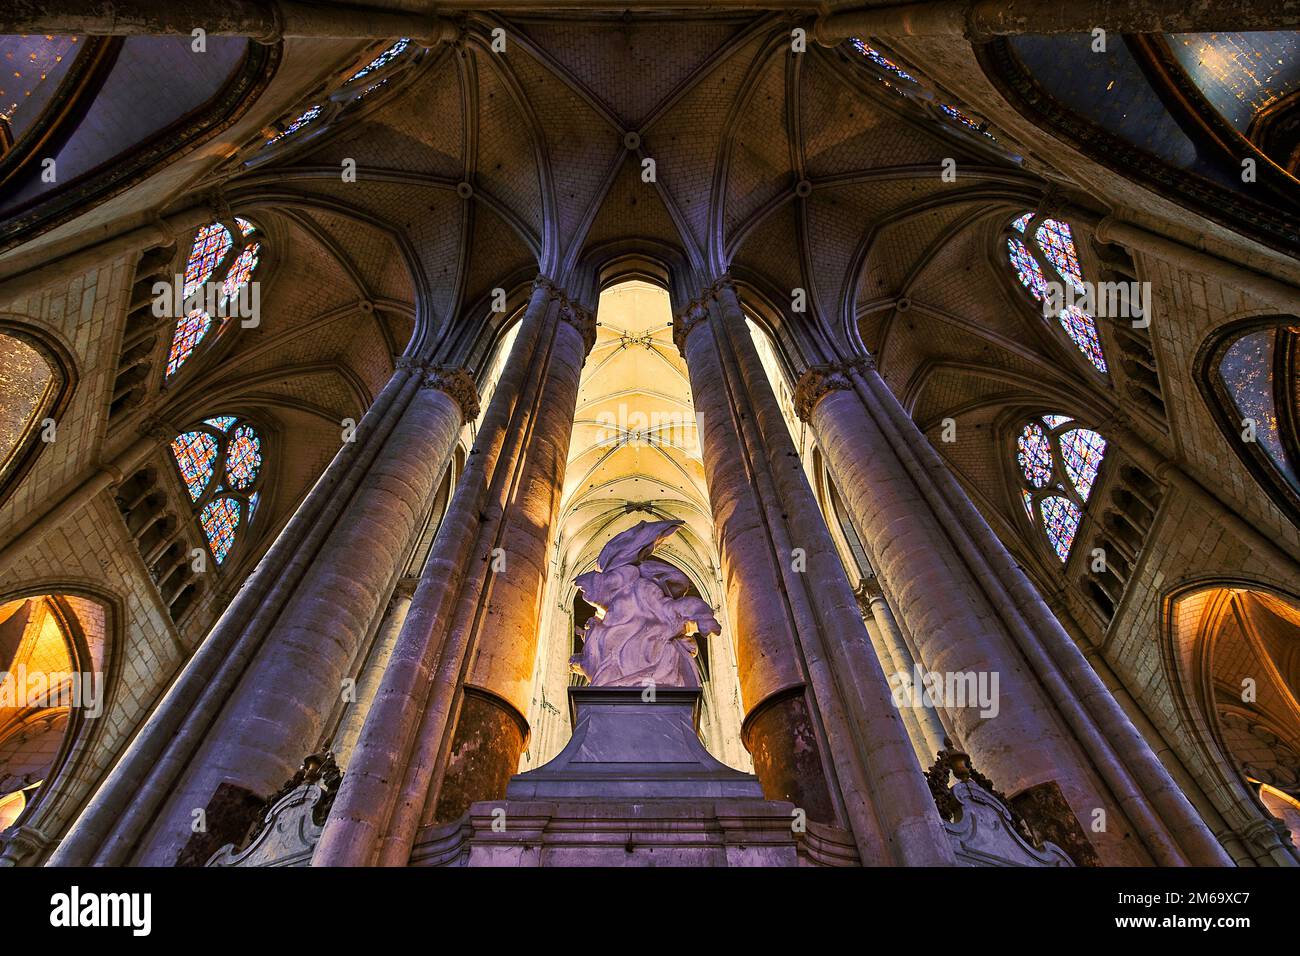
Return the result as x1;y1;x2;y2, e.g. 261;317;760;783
855;577;947;759
428;297;593;823
331;575;419;765
673;277;953;866
130;365;477;865
794;357;1229;865
312;278;595;867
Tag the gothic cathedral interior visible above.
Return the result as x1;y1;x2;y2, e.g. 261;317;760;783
1;0;1300;889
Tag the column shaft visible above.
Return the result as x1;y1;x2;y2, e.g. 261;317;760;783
801;361;1176;865
50;365;419;865
132;371;469;864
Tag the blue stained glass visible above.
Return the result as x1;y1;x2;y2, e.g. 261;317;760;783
204;416;236;432
849;39;915;80
248;491;261;522
1041;414;1074;429
940;103;994;138
1039;495;1082;561
170;431;217;501
268;104;322;144
200;498;240;564
1020;489;1035;521
1017;422;1053;487
1059;428;1107;500
1011;213;1033;233
350;38;409;81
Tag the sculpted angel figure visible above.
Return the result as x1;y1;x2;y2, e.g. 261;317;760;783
569;519;720;689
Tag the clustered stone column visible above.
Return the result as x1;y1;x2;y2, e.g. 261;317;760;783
52;359;478;866
793;356;1234;866
672;276;954;866
312;276;596;867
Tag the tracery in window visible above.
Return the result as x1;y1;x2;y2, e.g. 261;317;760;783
166;218;262;377
168;416;266;565
1007;214;1108;373
1014;414;1108;562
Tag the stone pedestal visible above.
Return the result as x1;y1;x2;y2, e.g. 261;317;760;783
506;687;765;801
408;687;843;866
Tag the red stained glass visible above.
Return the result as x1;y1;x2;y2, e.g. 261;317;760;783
170;431;217;501
199;497;240;564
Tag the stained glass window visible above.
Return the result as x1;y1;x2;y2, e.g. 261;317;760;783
224;425;262;489
182;223;232;298
1007;237;1050;301
1006;213;1108;374
170;431;217;501
166;311;212;377
1059;428;1108;500
166;222;261;377
267;104;322;144
940;103;992;137
1059;305;1108;373
1039;496;1082;562
1014;414;1108;562
1017;422;1053;487
849;39;915;81
199;498;240;564
1035;219;1084;291
350;38;409;82
169;418;265;566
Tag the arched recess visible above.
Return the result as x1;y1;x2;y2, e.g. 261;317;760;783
521;278;750;773
1166;582;1300;861
0;319;75;510
1198;315;1300;527
0;588;115;857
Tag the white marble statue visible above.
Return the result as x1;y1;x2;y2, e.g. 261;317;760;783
569;519;720;689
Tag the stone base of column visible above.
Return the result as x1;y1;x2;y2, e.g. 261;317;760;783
741;688;838;825
409;686;854;866
431;688;529;823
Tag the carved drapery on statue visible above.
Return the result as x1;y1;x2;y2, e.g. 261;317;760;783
569;519;719;689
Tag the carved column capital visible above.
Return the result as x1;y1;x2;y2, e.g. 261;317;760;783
793;363;853;423
559;299;598;354
422;365;480;424
533;273;563;301
137;415;177;444
699;272;737;303
0;824;49;866
672;298;711;354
